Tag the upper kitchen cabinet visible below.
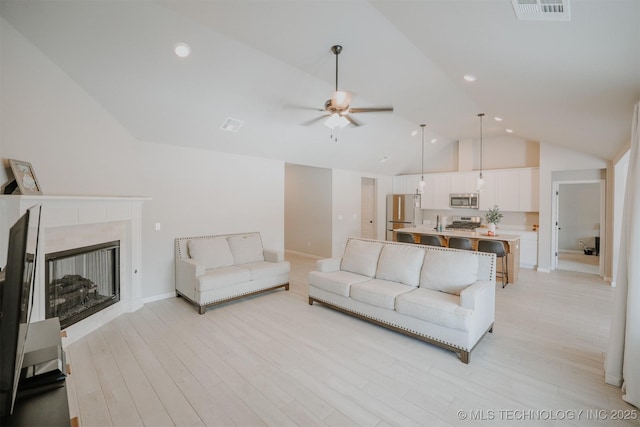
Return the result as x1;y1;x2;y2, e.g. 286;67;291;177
421;173;450;209
479;170;498;211
492;167;539;212
519;168;539;212
450;172;478;194
393;174;421;195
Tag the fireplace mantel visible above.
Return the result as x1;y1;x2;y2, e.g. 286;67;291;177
0;194;149;345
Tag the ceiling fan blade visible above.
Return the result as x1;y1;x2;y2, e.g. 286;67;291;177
283;103;325;112
348;106;394;113
300;114;329;126
344;115;361;127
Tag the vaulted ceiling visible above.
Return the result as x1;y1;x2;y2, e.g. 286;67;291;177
2;0;639;175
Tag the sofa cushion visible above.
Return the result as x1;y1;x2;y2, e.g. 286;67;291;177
308;270;371;297
197;266;251;292
239;261;290;281
188;237;234;270
340;239;383;278
350;279;414;310
228;234;264;265
420;250;479;296
395;288;472;331
376;244;425;287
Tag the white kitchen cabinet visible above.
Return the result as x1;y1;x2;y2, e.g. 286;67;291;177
393;174;422;195
421;173;450;209
501;229;538;269
405;174;422;196
450;172;478;194
479;170;498;211
392;175;407;194
519;168;539;212
497;169;520;212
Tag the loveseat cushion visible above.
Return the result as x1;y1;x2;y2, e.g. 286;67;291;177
239;261;290;281
395;288;472;331
420;250;479;296
376;244;425;287
340;239;383;278
309;270;371;297
350;279;414;310
197;266;251;292
228;234;264;265
188;237;235;270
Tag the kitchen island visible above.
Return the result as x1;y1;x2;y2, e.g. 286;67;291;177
395;227;520;284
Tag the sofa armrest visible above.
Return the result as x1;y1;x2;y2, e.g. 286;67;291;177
316;257;342;273
459;280;495;310
175;258;205;300
264;249;284;263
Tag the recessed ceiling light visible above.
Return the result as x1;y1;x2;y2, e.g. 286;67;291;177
411;130;418;137
506;128;514;133
379;155;391;163
494;117;503;122
174;42;191;58
463;74;477;82
431;138;437;144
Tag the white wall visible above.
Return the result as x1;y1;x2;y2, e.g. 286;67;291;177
538;143;608;272
284;163;332;257
423;136;539;174
558;183;601;251
1;18;285;300
331;169;392;256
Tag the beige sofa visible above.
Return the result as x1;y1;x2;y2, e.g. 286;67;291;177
175;232;290;314
308;237;496;363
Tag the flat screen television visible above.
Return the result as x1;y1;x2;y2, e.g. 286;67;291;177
0;205;41;416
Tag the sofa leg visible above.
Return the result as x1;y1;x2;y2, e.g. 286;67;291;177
308;297;314;305
284;283;290;291
460;350;470;364
199;305;206;315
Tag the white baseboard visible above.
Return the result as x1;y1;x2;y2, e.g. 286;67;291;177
559;249;584;254
537;267;551;273
142;292;176;304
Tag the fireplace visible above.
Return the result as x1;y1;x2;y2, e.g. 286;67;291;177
45;240;120;329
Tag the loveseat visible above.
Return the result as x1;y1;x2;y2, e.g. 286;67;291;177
308;237;496;363
175;232;290;314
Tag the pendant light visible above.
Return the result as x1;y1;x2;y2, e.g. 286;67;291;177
419;124;426;193
477;113;486;192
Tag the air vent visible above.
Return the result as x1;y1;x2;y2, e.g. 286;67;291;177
220;118;244;133
511;0;570;21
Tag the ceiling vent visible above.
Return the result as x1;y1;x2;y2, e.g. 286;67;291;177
511;0;570;21
220;118;244;133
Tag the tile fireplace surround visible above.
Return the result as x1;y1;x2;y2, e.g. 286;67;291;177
0;195;148;345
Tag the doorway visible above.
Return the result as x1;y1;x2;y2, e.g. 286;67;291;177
552;180;604;275
361;177;376;239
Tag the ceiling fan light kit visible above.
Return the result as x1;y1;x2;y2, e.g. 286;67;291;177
300;44;392;131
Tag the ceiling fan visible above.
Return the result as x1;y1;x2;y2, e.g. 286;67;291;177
301;45;394;129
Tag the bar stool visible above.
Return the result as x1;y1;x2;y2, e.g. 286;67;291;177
478;240;508;288
396;232;415;244
420;235;442;247
447;237;473;251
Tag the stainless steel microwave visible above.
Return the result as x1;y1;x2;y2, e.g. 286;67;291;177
449;193;479;209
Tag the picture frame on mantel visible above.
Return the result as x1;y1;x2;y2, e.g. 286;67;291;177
6;159;42;195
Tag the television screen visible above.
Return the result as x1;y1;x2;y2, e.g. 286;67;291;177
0;204;41;416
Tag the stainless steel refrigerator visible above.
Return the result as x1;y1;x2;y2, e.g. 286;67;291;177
386;194;421;240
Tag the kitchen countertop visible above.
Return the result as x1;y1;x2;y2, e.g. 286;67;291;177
395;227;521;284
396;227;521;242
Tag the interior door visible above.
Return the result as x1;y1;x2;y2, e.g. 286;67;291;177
361;178;376;239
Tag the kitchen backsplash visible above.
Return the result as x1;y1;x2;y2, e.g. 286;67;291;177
421;209;539;231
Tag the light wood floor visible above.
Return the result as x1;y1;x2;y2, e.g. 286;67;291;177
558;252;601;275
64;253;640;426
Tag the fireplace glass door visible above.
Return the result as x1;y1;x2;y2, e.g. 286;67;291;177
45;240;120;329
